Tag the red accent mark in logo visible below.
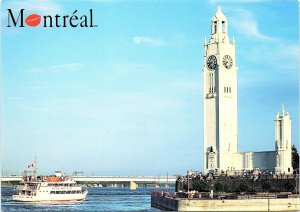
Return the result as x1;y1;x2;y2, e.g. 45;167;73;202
25;14;41;27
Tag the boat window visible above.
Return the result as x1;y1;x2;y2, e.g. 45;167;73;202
66;191;71;194
71;190;76;194
61;191;66;194
56;191;61;194
50;191;55;194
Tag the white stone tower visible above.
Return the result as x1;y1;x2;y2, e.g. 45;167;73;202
204;6;238;174
275;106;293;174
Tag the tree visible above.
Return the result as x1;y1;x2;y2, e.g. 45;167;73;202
214;181;224;192
262;181;272;192
283;182;294;192
292;145;299;172
192;180;209;192
238;181;249;192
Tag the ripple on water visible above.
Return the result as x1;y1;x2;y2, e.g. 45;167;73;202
1;187;166;211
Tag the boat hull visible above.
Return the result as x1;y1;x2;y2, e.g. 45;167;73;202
12;191;88;202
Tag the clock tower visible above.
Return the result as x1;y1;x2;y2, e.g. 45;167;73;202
204;6;238;174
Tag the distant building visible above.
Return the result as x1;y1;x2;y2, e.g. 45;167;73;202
203;6;293;175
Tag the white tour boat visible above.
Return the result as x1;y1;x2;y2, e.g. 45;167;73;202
12;160;88;202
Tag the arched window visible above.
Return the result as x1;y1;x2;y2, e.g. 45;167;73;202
222;21;226;33
213;21;217;34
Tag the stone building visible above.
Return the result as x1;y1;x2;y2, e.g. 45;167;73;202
203;6;293;175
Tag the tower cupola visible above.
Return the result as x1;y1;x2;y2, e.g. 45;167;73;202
210;5;229;43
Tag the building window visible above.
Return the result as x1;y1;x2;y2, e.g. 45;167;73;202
214;21;217;34
224;87;232;94
222;21;226;33
279;121;282;141
209;73;215;94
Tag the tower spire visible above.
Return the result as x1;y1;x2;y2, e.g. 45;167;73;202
281;104;285;115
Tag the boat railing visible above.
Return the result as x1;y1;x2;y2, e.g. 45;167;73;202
22;175;75;183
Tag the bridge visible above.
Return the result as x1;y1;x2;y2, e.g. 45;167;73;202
1;176;176;182
1;176;177;187
73;176;176;183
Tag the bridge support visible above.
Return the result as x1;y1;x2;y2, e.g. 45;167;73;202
130;181;137;190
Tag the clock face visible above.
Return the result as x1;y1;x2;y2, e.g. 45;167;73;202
222;55;233;69
206;55;217;70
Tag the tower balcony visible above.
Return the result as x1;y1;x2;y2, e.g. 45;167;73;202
206;93;217;99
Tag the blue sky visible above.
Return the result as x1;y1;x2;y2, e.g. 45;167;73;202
1;0;298;176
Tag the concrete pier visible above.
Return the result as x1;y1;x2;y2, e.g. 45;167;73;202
151;193;300;211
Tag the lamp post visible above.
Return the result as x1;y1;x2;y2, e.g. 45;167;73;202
187;170;189;193
295;173;298;194
167;172;169;193
187;170;191;194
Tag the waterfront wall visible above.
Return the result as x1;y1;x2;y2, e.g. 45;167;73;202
151;194;178;210
151;195;300;211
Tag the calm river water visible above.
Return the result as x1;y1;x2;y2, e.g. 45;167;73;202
1;187;173;211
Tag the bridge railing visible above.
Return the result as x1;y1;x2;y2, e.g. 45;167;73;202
1;176;177;183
